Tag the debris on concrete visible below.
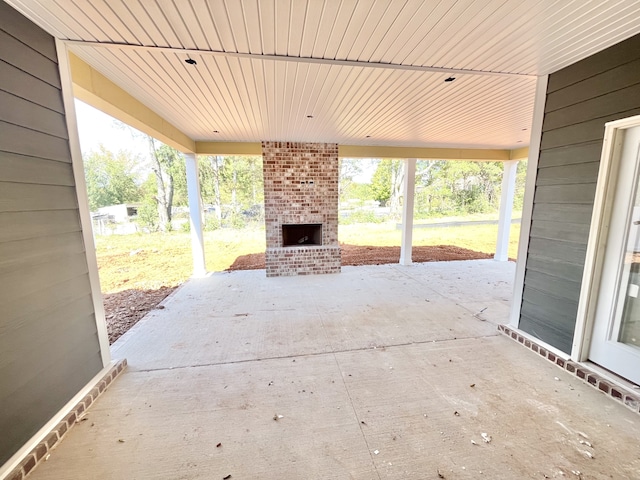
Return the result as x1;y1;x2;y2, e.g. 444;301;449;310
470;383;476;388
437;469;445;478
454;411;460;416
273;414;284;421
373;450;379;455
471;439;478;445
118;439;125;443
223;475;232;479
216;443;222;448
481;432;492;443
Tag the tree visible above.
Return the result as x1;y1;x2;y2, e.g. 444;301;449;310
339;158;363;202
146;137;184;231
84;144;141;210
370;159;404;215
198;155;264;228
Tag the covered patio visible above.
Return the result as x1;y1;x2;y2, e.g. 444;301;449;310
5;1;640;478
28;261;640;479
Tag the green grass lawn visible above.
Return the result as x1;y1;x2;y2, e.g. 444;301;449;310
95;221;520;293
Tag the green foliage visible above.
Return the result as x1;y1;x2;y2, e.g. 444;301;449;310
84;145;141;210
414;160;505;218
198;155;264;228
136;201;159;232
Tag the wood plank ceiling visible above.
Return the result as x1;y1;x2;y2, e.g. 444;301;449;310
7;0;640;149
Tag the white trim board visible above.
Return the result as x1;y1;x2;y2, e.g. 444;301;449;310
56;38;111;367
509;75;548;326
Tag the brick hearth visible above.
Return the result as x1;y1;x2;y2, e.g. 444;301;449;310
262;141;341;277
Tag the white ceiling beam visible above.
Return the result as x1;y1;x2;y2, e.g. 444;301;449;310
63;40;534;79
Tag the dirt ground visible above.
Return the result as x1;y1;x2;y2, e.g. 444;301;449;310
105;244;494;344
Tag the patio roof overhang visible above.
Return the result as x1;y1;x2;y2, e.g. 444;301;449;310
8;0;640;156
70;51;529;161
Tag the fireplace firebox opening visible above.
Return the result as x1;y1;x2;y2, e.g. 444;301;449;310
282;224;322;246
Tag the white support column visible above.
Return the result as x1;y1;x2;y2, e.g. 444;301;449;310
509;74;549;326
400;158;417;265
494;160;519;261
185;153;207;277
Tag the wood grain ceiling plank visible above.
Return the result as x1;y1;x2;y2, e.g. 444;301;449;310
273;0;291;56
378;0;463;66
223;0;250;53
286;0;307;57
453;1;561;73
239;0;263;54
74;47;197;135
156;0;198;49
206;0;236;52
137;1;183;48
298;0;324;58
104;0;153;45
353;0;408;62
366;0;430;64
407;0;507;68
34;0;99;41
333;0;376;61
204;56;254;139
535;2;640;74
227;57;264;140
322;0;358;60
188;1;223;51
74;0;136;44
256;0;275;55
310;0;341;58
170;0;211;50
119;0;169;47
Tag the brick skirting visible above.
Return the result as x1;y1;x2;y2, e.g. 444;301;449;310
498;324;640;415
7;359;127;480
265;246;341;277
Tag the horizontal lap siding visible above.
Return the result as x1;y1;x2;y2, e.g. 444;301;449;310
0;3;102;467
520;34;640;353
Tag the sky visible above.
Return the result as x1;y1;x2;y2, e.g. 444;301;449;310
74;99;150;160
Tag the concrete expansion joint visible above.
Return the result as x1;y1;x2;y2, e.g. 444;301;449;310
134;334;501;373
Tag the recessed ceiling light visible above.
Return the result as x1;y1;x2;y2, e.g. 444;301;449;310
444;76;456;82
185;58;197;65
306;115;314;119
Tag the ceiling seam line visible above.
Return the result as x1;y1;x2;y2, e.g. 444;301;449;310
61;39;536;78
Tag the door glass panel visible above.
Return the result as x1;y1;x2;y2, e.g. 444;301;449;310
618;178;640;348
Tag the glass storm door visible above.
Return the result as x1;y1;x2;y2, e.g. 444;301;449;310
589;124;640;384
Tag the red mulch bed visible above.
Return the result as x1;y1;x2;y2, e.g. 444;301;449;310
227;244;493;270
104;286;176;344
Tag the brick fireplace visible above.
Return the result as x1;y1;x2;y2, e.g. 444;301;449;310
262;141;341;277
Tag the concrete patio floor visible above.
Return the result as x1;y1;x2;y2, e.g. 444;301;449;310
30;261;640;479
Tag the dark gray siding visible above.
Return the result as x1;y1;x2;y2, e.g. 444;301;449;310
520;34;640;353
0;3;103;466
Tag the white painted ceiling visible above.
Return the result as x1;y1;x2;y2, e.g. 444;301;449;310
7;0;640;149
